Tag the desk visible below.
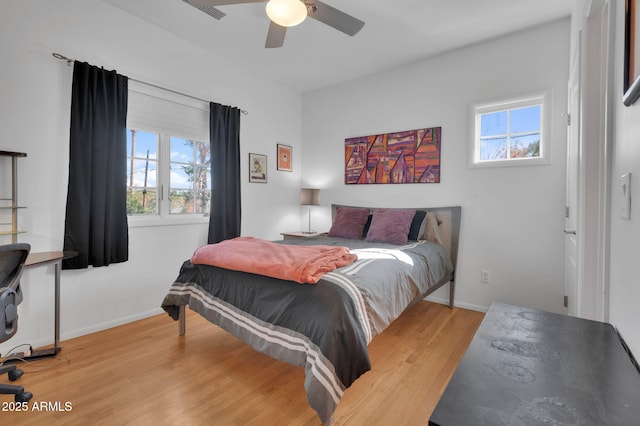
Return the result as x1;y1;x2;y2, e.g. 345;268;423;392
15;251;76;360
429;302;640;426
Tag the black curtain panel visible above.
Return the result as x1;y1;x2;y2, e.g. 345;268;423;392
208;102;241;244
62;61;129;269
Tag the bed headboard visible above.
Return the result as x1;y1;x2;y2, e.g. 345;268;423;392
330;205;462;271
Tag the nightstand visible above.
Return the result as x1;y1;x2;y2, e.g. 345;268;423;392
280;231;324;240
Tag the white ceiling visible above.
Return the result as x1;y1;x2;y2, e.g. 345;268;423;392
102;0;573;93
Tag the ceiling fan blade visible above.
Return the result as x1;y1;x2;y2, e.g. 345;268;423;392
182;0;226;20
308;1;364;36
210;0;266;5
265;21;287;48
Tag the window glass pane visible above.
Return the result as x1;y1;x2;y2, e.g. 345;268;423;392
127;129;157;159
194;165;212;191
170;163;191;189
194;190;211;215
169;189;194;214
510;106;540;134
510;134;541;158
480;111;507;136
127;156;158;215
127;128;158;215
169;137;211;215
195;141;211;166
480;137;507;160
127;188;157;215
129;159;157;187
170;137;194;163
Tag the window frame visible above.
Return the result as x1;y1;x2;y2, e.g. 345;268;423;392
469;90;551;168
126;129;210;228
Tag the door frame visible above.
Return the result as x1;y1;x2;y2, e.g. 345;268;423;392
568;0;612;321
565;33;581;317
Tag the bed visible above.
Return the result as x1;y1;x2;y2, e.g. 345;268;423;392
161;205;461;424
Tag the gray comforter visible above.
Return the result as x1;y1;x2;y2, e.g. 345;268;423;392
161;236;453;424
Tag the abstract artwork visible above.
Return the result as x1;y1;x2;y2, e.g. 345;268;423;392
344;127;441;184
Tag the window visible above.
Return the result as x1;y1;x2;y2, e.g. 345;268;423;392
126;129;211;218
125;80;210;225
470;91;550;167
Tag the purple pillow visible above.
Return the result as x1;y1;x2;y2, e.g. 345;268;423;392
328;207;370;239
365;209;416;245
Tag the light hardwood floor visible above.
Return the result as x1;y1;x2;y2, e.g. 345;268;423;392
2;301;483;425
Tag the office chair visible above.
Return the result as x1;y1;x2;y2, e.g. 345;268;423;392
0;243;33;403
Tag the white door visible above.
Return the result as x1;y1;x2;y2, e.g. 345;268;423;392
564;33;581;317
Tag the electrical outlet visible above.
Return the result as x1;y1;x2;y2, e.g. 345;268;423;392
481;270;490;283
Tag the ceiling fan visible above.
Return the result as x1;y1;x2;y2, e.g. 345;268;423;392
182;0;365;48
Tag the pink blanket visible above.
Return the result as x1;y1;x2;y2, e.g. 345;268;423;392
190;237;357;284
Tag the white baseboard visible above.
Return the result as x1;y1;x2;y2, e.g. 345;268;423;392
1;308;165;357
425;295;488;313
61;307;165;342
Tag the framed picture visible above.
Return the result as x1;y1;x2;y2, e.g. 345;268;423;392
624;0;640;106
345;127;441;184
249;153;267;183
277;144;292;172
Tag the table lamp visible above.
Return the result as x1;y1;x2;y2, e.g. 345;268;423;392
300;188;320;233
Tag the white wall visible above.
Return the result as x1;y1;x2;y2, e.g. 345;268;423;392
609;0;640;358
302;19;570;313
0;0;303;354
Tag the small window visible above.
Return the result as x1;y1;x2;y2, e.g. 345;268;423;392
470;91;550;167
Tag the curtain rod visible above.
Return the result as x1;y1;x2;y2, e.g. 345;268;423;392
52;53;248;115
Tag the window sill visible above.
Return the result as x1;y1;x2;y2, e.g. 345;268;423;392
469;157;551;169
127;214;209;228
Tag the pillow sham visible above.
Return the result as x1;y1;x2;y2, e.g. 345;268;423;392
407;210;427;241
365;209;416;245
327;207;371;240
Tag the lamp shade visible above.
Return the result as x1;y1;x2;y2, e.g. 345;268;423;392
266;0;307;27
300;188;320;206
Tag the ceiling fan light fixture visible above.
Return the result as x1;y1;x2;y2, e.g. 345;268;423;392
265;0;308;27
